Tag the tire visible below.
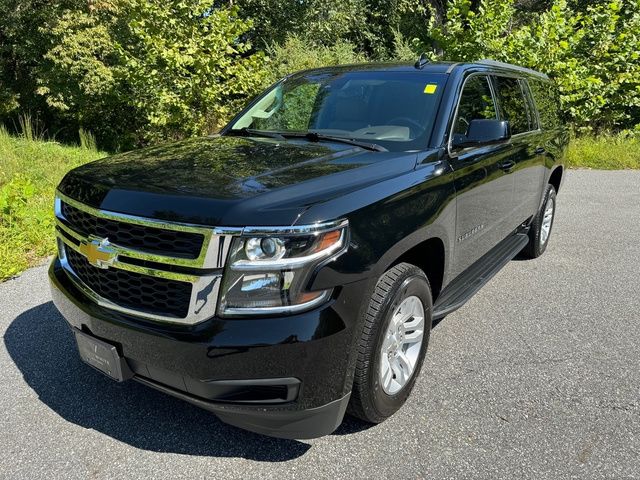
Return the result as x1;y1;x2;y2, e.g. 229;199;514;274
522;184;557;259
348;263;433;424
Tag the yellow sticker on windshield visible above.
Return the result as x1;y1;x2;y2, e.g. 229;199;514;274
424;84;438;94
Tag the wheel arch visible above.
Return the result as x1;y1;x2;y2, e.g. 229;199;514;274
549;165;563;193
338;229;451;399
380;235;448;303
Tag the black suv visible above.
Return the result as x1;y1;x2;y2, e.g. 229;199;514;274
49;59;568;439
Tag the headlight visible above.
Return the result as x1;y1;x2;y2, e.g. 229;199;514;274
218;220;348;316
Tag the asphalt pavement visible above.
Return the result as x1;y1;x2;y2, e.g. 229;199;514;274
1;170;639;479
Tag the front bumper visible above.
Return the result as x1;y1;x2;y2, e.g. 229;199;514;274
49;259;364;439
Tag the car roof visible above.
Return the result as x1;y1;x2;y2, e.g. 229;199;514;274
289;62;457;76
290;59;550;82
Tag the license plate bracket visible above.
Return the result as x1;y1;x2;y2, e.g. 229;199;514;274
74;329;133;382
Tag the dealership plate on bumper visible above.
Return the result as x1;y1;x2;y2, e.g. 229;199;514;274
74;330;133;382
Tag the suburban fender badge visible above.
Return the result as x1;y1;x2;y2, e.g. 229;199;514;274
78;238;118;269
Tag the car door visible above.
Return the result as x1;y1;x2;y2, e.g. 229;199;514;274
447;74;517;278
492;75;545;225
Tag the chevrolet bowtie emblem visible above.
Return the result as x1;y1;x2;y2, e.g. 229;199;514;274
78;238;117;269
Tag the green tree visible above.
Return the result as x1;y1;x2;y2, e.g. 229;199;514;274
232;0;432;58
0;0;86;135
265;35;365;81
36;0;267;148
423;0;640;132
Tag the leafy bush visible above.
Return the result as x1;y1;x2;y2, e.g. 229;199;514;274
234;0;430;57
2;0;640;146
266;35;366;82
36;1;267;148
422;0;640;133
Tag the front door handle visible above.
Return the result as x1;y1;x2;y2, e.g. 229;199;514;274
498;160;516;171
535;147;546;155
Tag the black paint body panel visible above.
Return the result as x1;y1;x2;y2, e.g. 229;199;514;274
51;61;569;438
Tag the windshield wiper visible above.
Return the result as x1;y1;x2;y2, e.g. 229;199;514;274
281;131;387;152
307;132;387;152
226;128;285;140
226;128;386;152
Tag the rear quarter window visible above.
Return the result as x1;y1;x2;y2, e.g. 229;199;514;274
528;80;562;130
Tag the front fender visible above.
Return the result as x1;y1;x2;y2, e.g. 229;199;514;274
308;159;457;291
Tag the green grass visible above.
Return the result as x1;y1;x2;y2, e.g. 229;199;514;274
0;127;104;280
0;129;638;281
566;135;640;169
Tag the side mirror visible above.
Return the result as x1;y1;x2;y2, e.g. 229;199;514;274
452;119;511;149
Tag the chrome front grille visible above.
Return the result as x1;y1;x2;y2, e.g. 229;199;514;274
61;201;205;259
65;248;193;318
54;191;240;325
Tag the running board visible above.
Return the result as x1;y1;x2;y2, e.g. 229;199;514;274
432;232;529;320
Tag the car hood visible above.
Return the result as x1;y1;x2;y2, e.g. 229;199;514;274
59;135;418;226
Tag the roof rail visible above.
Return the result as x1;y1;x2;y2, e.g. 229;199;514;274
477;59;549;80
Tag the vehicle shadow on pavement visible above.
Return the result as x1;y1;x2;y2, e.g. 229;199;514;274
4;302;313;461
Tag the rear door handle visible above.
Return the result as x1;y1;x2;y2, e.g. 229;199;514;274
498;160;515;171
535;147;546;155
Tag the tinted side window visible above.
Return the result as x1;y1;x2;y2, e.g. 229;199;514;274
493;76;534;134
528;80;561;130
453;75;497;136
520;80;539;130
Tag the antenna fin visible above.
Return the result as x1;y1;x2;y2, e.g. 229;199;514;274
414;53;429;69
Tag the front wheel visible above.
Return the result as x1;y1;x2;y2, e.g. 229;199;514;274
522;184;557;259
348;263;432;424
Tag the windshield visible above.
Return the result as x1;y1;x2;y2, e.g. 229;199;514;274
228;70;446;151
